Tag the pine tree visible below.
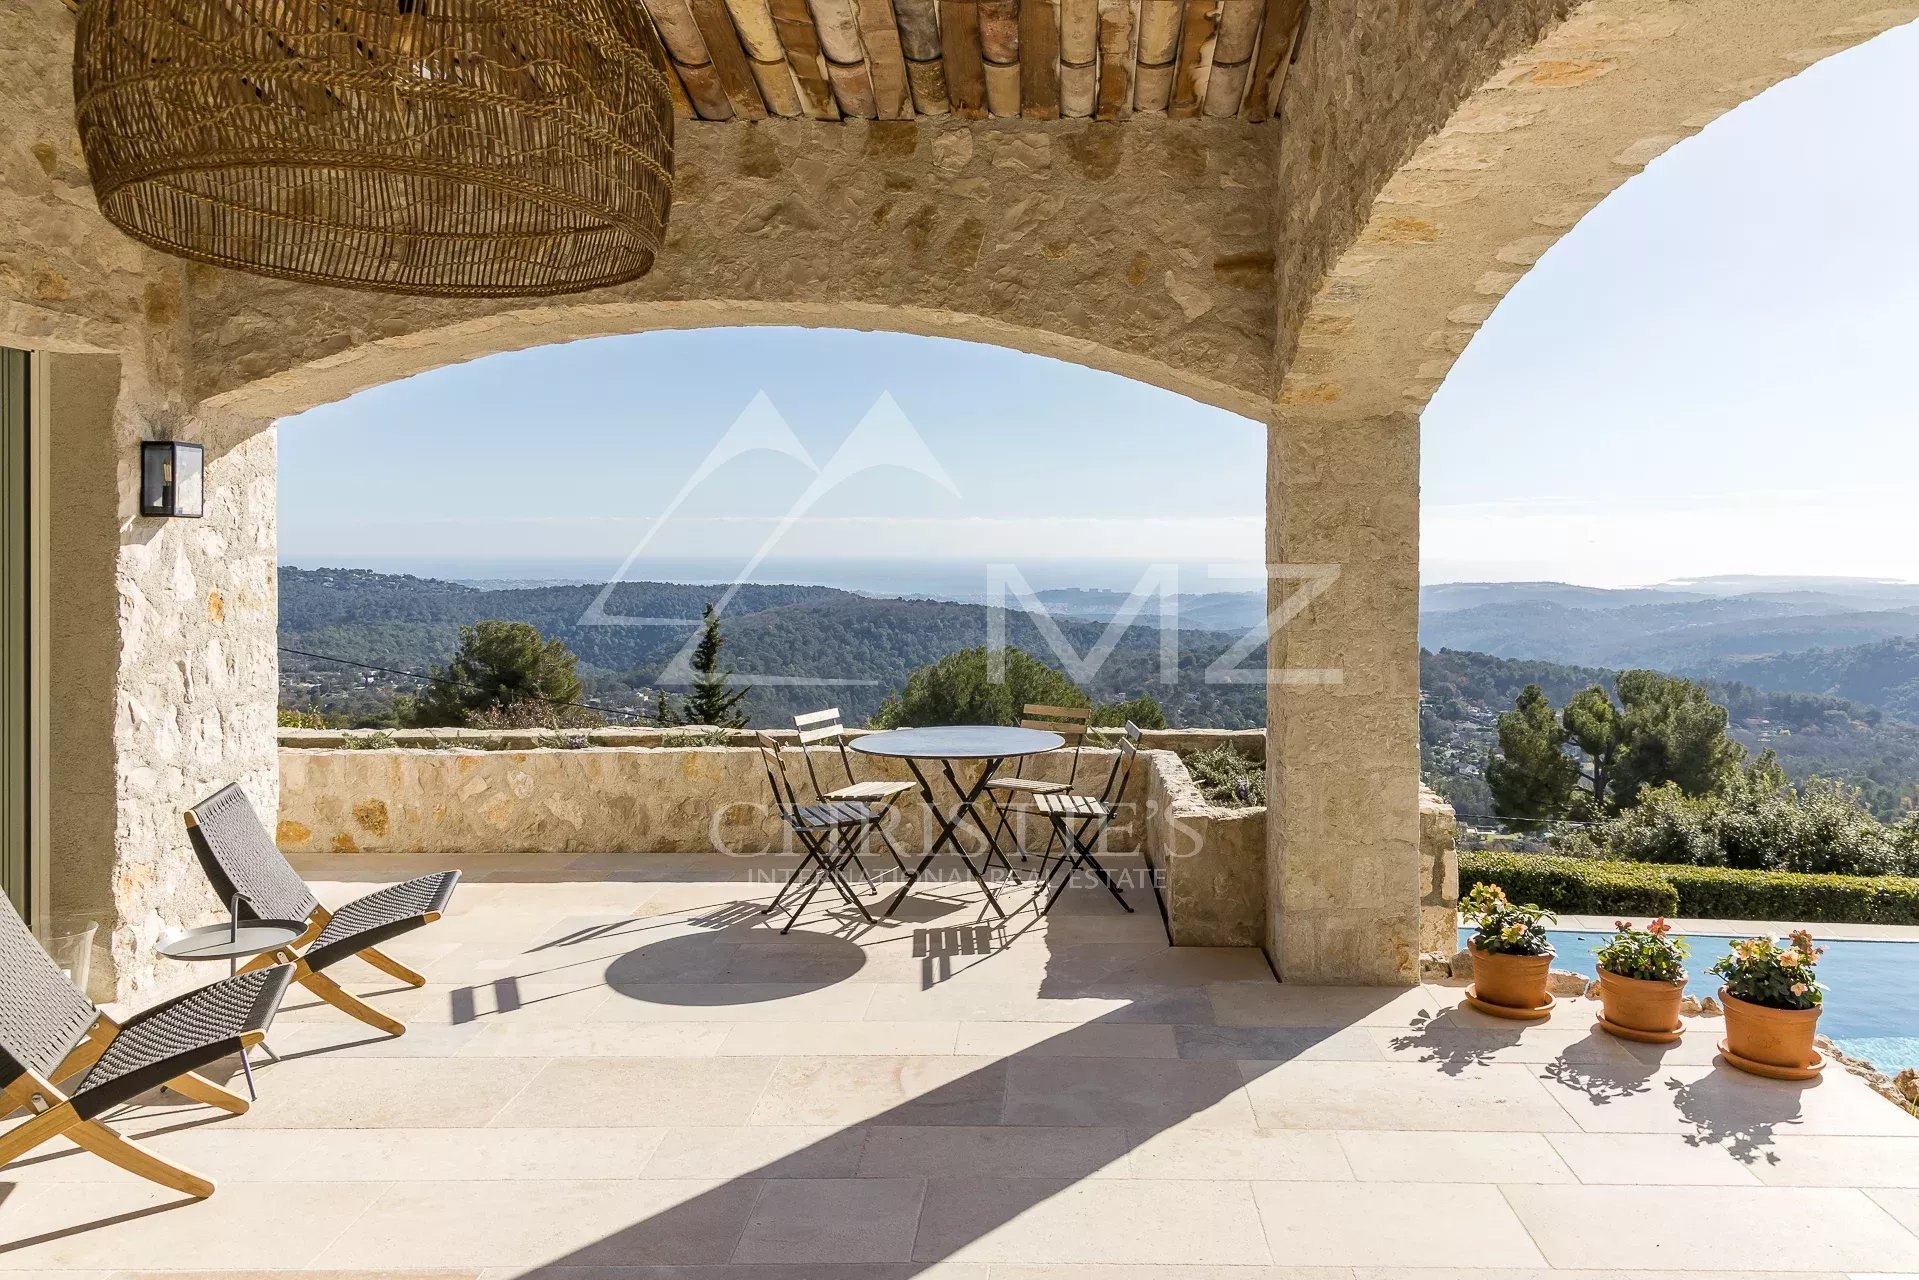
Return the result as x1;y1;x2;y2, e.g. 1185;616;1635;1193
682;603;748;728
1485;684;1580;829
654;688;676;727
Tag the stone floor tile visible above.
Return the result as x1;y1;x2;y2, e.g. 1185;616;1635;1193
1127;1127;1351;1180
597;982;879;1022
1751;1136;1919;1187
1351;1271;1850;1280
221;1056;549;1128
1250;1182;1545;1268
749;1056;1009;1127
1175;1024;1383;1062
1869;1188;1919;1234
732;1177;925;1263
915;1177;1273;1265
864;981;1214;1026
1544;1131;1766;1185
315;1178;763;1269
719;1020;962;1055
1535;1059;1919;1146
990;1269;1352;1280
641;1125;868;1179
1503;1184;1919;1272
489;1057;778;1128
856;1125;1130;1179
1238;1060;1579;1132
1365;1018;1638;1067
456;1021;731;1057
1002;1057;1255;1129
477;1265;990;1279
1207;985;1435;1028
953;1021;1178;1059
0;1181;382;1269
1334;1130;1575;1183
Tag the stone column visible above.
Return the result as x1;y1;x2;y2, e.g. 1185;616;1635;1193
1263;407;1423;985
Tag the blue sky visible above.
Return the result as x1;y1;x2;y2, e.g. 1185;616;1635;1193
281;20;1919;589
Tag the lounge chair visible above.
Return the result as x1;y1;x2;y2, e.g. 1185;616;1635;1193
184;783;459;1037
0;893;291;1197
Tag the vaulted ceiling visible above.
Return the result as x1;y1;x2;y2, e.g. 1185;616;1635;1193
645;0;1307;121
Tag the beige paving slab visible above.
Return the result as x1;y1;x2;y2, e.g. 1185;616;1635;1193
1208;985;1435;1028
1126;1127;1352;1180
1250;1181;1545;1268
733;1177;925;1263
0;1181;383;1270
856;1125;1131;1180
719;1020;963;1055
1503;1184;1919;1272
223;1056;548;1128
1003;1057;1255;1129
598;982;879;1022
456;1021;731;1057
0;1126;666;1184
953;1021;1179;1059
864;981;1216;1026
1752;1136;1919;1187
315;1178;763;1269
109;1271;481;1280
991;1269;1354;1279
1870;1189;1919;1235
1351;1270;1853;1280
1365;1020;1638;1067
1534;1060;1919;1143
749;1055;1008;1127
489;1057;778;1128
1238;1061;1580;1132
1175;1024;1384;1062
1335;1130;1576;1183
1544;1131;1766;1185
915;1177;1274;1265
641;1125;868;1179
477;1265;991;1279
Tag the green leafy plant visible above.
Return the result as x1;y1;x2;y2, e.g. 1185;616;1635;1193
1184;745;1265;808
1461;882;1555;957
1707;929;1825;1010
1594;917;1688;984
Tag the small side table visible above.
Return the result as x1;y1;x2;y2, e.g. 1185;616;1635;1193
158;913;306;1100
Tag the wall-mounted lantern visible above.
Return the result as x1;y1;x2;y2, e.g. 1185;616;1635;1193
139;441;203;518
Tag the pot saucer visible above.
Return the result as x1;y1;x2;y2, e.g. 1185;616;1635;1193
1717;1040;1824;1081
1595;1013;1683;1045
1462;986;1553;1021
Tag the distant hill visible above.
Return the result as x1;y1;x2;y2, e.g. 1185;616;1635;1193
1706;636;1919;722
279;566;1271;728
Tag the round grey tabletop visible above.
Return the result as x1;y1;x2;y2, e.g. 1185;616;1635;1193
851;725;1065;760
158;919;306;962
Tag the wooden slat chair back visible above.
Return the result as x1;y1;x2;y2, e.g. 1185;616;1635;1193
791;709;914;808
185;782;460;1038
982;702;1095;862
1015;702;1093;778
752;732;902;933
0;891;291;1198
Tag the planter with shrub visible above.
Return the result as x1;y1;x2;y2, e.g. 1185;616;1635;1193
1708;929;1827;1079
1460;883;1557;1020
1592;918;1688;1044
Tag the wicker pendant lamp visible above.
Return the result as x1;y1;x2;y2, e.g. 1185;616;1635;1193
72;0;674;298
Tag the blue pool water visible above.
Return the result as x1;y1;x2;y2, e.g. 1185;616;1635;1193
1460;927;1919;1072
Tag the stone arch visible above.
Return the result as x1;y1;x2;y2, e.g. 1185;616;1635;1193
197;296;1272;425
1278;0;1919;428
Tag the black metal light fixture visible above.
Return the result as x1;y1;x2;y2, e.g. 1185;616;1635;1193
140;441;204;518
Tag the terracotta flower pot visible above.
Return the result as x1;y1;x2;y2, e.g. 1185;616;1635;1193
1595;968;1685;1043
1468;942;1553;1014
1719;987;1823;1078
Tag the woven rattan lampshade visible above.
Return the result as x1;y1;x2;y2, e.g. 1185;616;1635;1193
72;0;673;298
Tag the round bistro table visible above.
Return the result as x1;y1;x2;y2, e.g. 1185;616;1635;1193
850;725;1063;919
158;915;305;1099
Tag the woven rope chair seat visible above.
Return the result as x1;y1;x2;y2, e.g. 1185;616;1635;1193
305;871;462;972
73;967;291;1119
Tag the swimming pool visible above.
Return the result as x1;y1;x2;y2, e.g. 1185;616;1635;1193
1458;927;1919;1073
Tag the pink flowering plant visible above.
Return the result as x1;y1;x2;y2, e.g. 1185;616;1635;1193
1707;929;1825;1010
1461;882;1555;957
1594;918;1688;984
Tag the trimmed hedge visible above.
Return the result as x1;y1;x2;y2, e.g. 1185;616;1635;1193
1460;851;1919;925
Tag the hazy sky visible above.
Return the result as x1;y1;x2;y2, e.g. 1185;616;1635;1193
281;20;1919;589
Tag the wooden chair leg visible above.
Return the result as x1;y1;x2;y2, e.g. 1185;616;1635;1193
356;945;427;988
67;1119;214;1198
300;968;406;1037
50;1014;118;1087
0;1099;79;1165
162;1069;250;1116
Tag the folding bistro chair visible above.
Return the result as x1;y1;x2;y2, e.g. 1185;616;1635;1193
184;783;460;1038
1031;720;1142;915
792;708;913;883
753;733;901;934
982;704;1092;868
0;893;291;1198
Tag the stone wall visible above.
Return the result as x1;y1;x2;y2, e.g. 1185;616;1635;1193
1141;748;1265;948
1420;790;1461;958
189;119;1279;422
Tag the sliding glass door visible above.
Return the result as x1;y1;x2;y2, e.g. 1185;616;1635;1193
1;348;29;916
